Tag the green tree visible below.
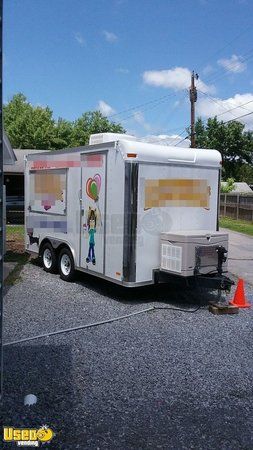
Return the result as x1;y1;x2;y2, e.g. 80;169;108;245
3;93;55;149
195;117;207;148
195;117;253;180
52;118;73;149
3;93;125;150
221;177;235;193
237;163;253;184
71;111;125;146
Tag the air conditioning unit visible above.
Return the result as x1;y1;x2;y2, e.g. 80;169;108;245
160;230;228;277
89;133;136;145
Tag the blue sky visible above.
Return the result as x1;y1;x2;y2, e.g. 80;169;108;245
4;0;253;142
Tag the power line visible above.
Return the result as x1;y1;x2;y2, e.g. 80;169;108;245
198;90;253;119
218;100;253;115
197;91;253;122
173;112;253;147
107;92;177;120
204;47;253;82
200;23;253;70
223;110;253;124
108;34;253;140
175;136;189;147
203;48;253;85
117;95;177;123
153;91;187;133
150;128;187;145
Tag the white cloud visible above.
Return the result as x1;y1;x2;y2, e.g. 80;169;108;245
133;111;151;131
143;67;215;94
116;68;129;74
142;134;190;147
103;30;118;43
74;32;85;46
202;64;214;76
98;100;115;116
218;54;246;73
197;93;253;129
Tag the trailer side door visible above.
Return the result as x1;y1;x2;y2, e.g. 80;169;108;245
80;152;107;274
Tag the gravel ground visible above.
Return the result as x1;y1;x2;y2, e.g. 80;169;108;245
1;261;253;450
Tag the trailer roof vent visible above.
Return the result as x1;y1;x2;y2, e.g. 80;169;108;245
89;133;136;145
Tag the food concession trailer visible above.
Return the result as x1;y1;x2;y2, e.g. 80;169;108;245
25;133;232;292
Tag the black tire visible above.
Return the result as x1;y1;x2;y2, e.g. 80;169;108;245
41;243;58;273
58;247;75;282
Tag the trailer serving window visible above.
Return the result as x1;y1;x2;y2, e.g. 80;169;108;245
29;169;67;215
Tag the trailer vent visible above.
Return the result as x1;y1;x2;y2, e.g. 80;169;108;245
161;244;182;273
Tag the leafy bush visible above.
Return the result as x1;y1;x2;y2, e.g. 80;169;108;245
221;178;235;193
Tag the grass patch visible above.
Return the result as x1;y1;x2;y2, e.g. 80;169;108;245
6;224;25;254
6;224;25;240
5;225;28;285
4;252;30;286
219;216;253;236
5;251;28;263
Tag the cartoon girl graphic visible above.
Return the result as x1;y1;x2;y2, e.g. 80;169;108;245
86;207;98;265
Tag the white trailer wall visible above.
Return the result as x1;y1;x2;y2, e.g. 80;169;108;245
135;164;219;283
25;146;126;283
104;148;125;281
25;152;82;263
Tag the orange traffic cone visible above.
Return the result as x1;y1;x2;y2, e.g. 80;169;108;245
230;279;251;308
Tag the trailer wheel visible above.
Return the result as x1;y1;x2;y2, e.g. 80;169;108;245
41;243;58;273
59;247;75;282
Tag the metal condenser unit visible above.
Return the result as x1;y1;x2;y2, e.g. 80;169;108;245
160;230;229;277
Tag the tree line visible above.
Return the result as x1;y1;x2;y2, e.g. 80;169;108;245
3;93;125;150
194;117;253;184
3;93;253;182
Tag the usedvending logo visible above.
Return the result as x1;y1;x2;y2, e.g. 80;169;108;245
3;425;54;447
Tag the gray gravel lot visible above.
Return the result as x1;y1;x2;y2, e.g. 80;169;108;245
220;227;253;285
1;261;253;450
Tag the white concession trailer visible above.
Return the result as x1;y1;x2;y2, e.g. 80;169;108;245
25;133;232;291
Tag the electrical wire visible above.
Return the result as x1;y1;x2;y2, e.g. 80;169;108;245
175;136;189;146
153;91;188;134
111;96;178;124
3;304;201;347
150;128;187;145
215;99;253;116
223;110;253;124
205;53;253;86
198;91;252;120
198;91;253;118
200;23;253;71
107;92;177;120
203;48;253;85
153;305;201;313
105;36;252;139
196;91;253;126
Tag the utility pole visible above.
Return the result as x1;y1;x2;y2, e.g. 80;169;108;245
189;71;198;148
0;0;3;402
